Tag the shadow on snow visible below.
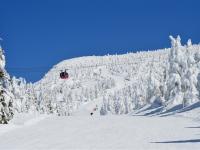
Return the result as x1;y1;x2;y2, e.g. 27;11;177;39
178;101;200;113
185;126;200;128
152;139;200;143
132;101;200;118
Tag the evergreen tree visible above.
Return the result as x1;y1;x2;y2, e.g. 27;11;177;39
165;36;185;107
0;45;13;124
100;96;108;115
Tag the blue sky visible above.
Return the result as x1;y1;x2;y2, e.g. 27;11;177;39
0;0;200;82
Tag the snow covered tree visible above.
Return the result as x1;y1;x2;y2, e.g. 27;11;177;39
100;96;108;115
146;58;162;104
197;73;200;99
182;42;198;107
0;45;13;124
165;36;199;109
164;36;185;108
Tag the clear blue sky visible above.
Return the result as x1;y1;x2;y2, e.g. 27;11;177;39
0;0;200;82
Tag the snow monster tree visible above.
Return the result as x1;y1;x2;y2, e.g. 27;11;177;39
0;45;13;124
164;36;199;109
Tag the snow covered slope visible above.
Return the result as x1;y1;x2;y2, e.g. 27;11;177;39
0;114;200;150
1;36;200;150
34;48;167;115
33;36;200;118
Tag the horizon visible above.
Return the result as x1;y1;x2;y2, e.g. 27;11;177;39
1;0;200;82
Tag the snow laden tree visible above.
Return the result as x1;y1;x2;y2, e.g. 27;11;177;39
146;57;164;107
100;96;108;115
12;77;38;114
164;36;199;109
164;36;185;108
12;77;27;113
182;39;199;107
26;83;38;113
0;45;13;124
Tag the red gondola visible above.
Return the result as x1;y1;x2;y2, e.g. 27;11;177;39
60;70;69;79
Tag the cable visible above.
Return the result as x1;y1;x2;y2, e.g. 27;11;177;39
6;67;50;73
5;59;161;73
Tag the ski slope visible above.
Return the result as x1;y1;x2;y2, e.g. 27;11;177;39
2;38;200;150
0;114;199;150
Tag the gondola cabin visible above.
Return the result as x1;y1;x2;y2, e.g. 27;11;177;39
60;70;69;79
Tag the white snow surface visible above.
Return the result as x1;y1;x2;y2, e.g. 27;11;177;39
0;113;200;150
2;37;200;149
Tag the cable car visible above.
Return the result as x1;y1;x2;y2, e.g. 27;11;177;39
60;70;69;79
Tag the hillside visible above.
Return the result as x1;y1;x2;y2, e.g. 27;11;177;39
29;36;200;118
1;36;200;150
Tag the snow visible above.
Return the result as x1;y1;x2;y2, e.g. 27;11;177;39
0;114;199;150
1;36;200;149
0;113;48;135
